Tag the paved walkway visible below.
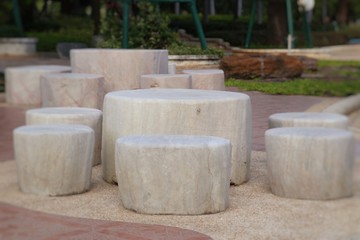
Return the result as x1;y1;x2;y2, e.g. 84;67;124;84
0;54;358;239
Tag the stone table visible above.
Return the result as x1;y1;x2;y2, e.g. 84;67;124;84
102;89;252;185
70;49;168;93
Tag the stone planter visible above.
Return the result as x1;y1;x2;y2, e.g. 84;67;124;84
168;55;220;73
0;38;37;56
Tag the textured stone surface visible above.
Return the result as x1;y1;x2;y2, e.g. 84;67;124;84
265;127;355;200
168;63;176;74
5;65;71;106
182;69;225;90
41;73;104;109
269;112;349;129
220;54;303;79
26;107;102;166
140;74;191;89
14;124;94;196
0;38;37;56
70;49;168;93
102;89;252;185
115;135;231;215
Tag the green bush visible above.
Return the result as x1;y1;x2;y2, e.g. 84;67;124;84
0;25;24;37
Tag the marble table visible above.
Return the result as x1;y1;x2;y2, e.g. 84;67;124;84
102;89;252;185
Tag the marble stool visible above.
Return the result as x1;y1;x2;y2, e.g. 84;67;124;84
116;135;231;215
269;112;349;129
140;74;191;89
14;124;94;196
265;127;355;200
5;65;71;106
182;69;225;90
71;49;168;93
41;73;104;109
102;89;252;185
168;63;177;74
26;107;102;166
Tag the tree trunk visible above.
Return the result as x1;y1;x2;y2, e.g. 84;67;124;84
267;0;287;46
337;0;348;25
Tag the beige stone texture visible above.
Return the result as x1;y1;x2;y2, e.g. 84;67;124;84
26;107;102;166
102;89;252;185
70;49;168;93
5;65;71;106
41;73;104;110
182;69;225;90
269;112;349;129
265;127;354;200
13;124;94;196
140;74;191;89
115;135;231;215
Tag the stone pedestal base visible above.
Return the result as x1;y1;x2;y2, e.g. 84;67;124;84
140;74;191;89
265;127;354;200
269;112;348;129
41;73;104;109
26;107;102;166
116;135;231;215
5;65;71;106
14;124;94;196
102;89;252;185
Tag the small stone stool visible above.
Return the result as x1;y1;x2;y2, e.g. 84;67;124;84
140;74;191;89
102;89;252;185
269;112;349;129
115;135;231;215
5;65;71;106
14;124;94;196
26;107;102;166
168;63;177;74
41;73;104;109
182;69;225;90
265;127;355;200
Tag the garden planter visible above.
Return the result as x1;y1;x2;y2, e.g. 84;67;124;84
0;38;37;56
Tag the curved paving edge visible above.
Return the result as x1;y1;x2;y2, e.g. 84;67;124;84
323;93;360;115
0;202;213;240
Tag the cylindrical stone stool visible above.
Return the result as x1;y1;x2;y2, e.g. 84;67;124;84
5;65;71;106
182;69;225;90
140;74;191;89
26;107;102;166
168;63;177;74
265;127;355;200
40;73;104;109
268;112;349;129
71;49;168;93
103;89;252;185
14;124;95;196
115;135;231;215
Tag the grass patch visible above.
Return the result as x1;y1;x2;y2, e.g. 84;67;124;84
318;60;360;68
225;78;360;97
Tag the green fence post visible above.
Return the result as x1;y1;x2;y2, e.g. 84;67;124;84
12;0;24;34
286;0;294;48
303;11;313;48
122;0;130;48
189;0;207;49
244;0;257;48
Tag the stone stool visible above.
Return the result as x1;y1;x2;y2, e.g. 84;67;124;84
41;73;104;109
14;124;94;196
269;112;349;129
26;107;102;166
102;89;252;185
182;69;225;90
115;135;231;215
168;63;177;74
71;49;168;93
140;74;191;89
5;65;71;106
265;127;355;200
